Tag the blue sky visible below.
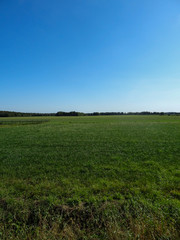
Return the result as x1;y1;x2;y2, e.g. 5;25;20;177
1;0;180;113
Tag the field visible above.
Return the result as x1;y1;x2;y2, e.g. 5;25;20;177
0;115;180;239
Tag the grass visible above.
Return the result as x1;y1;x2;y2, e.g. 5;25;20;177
0;115;180;239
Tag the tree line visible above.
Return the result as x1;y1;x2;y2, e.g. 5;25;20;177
0;111;56;117
0;110;179;117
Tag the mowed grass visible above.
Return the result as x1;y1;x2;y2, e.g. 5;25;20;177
0;116;180;239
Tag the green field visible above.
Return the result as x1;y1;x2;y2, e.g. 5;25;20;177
0;116;180;239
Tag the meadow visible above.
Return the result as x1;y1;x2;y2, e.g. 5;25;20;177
0;115;179;239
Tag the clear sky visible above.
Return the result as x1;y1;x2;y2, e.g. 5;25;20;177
1;0;180;113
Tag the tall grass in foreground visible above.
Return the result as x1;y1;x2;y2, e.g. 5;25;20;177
0;116;179;239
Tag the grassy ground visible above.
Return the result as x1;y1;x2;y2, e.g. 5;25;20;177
0;115;180;239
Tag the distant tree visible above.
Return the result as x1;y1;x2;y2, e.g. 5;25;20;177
92;112;99;116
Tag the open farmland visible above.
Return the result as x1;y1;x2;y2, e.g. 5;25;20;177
0;115;180;239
